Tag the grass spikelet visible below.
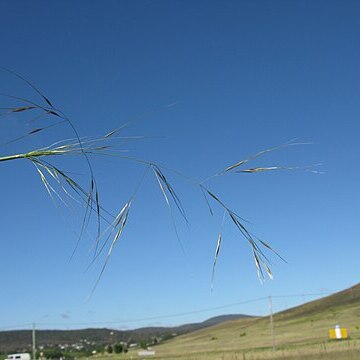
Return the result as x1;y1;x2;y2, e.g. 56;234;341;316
11;106;36;113
211;232;222;290
221;139;307;174
151;164;187;223
89;200;132;296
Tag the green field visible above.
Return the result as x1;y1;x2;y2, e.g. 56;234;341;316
99;283;360;359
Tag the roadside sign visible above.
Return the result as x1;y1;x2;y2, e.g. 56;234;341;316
329;324;348;340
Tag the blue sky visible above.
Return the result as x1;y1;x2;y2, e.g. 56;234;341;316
1;0;360;330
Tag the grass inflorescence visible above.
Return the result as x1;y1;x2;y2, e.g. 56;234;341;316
0;68;317;292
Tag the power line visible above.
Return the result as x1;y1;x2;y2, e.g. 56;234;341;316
37;296;269;327
0;290;334;330
0;323;34;331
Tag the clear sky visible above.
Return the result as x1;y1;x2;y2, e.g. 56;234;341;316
1;0;360;330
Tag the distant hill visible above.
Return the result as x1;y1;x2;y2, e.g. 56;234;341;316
153;283;360;358
0;314;252;353
170;314;254;334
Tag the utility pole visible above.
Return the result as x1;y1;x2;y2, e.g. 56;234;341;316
32;322;36;360
269;296;275;351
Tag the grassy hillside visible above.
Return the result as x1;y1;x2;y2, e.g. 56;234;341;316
126;283;360;359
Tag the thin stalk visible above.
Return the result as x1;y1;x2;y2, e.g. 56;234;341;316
0;151;65;162
0;154;27;162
